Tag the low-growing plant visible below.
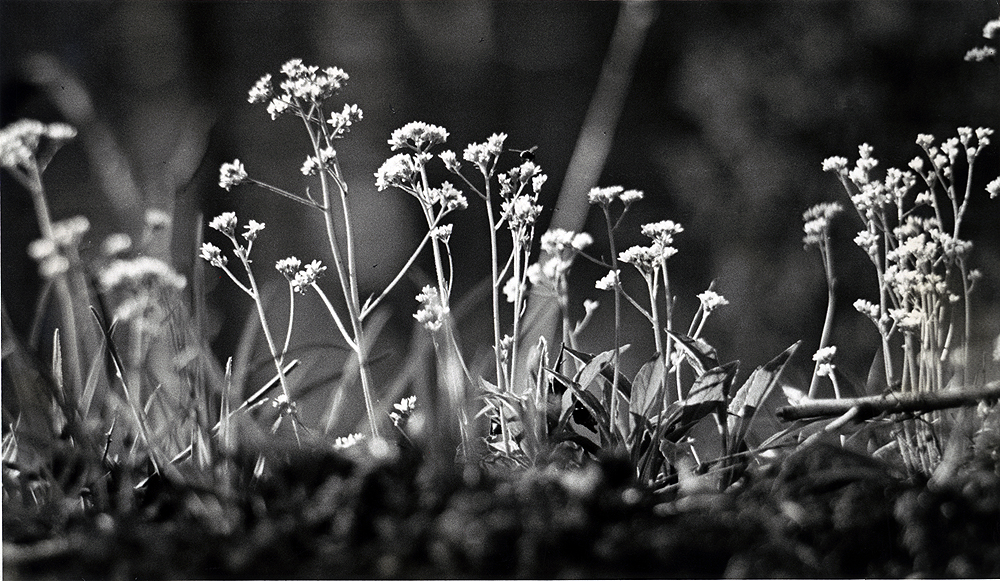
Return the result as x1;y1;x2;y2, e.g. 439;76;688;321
3;13;1000;573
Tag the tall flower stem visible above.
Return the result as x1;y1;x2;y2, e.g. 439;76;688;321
300;110;379;438
25;165;84;399
602;206;622;438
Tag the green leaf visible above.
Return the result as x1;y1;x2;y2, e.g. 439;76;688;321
666;331;718;376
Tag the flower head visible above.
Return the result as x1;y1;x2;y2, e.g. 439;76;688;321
697;290;729;313
463;133;507;172
389;396;417;427
587;185;624;206
595;269;620;291
327;103;363;138
291;260;326;293
414;285;449;332
333;433;365;450
275;257;302;281
439;150;461;173
243;220;265;242
375;153;419;192
802;202;843;248
209;212;238;236
812;345;837;377
219;159;248;191
200;243;227;268
641;220;684;245
388;122;449;152
987;177;1000;199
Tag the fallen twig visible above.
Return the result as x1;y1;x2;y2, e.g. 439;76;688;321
776;382;1000;422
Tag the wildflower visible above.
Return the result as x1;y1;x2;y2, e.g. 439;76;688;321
641;220;684;245
248;73;272;104
200;243;227;268
853;229;880;256
333;433;365;450
219;159;248;191
812;345;837;377
439;150;461;173
463;133;506;171
414;285;449;332
389;395;417;427
619;243;675;274
374;153;419;192
99;256;187;292
853;299;880;322
987;177;1000;199
540;228;593;255
532;173;548;194
275;257;302;281
209;212;238;236
327;103;363;138
697;290;729;313
595;269;620;291
502;276;525;303
502;195;542;230
619;189;644;205
821;156;849;174
292;260;326;293
0;119;77;169
102;233;133;257
51;216;90;248
587;185;624;206
889;308;922;332
388;121;449;152
430;224;453;242
241;220;265;243
964;46;997;62
429;181;467;212
985;17;1000;39
802;202;843;248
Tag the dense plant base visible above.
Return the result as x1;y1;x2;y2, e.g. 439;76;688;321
5;443;998;579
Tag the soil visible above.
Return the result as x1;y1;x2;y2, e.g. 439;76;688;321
4;442;999;579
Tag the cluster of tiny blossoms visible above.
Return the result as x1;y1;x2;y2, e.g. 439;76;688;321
964;15;999;62
26;216;90;279
802;202;843;248
276;257;327;294
618;218;682;277
247;59;353;121
414;285;449;332
524;229;593;294
389;395;417;427
0;119;76;170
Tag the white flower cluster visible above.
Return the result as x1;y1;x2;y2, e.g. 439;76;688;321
812;345;837;377
586;185;643;207
247;59;352;120
414;285;449;332
389;395;417;427
0;119;76;170
389;121;449;153
462;132;506;173
802;202;843;248
697;290;729;313
218;159;248;191
27;216;91;279
332;433;365;450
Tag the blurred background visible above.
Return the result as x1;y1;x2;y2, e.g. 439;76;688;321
3;1;998;429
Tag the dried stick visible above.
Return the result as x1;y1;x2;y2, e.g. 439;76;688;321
776;382;1000;422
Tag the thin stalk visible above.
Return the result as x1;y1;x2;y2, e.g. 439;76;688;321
485;183;507;393
25;165;84;398
808;235;837;399
602;205;622;439
239;249;300;445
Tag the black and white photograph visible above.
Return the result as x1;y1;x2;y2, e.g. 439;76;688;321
2;1;999;578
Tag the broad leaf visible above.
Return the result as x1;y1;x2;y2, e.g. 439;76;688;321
727;342;799;449
631;353;666;421
666;331;718;376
